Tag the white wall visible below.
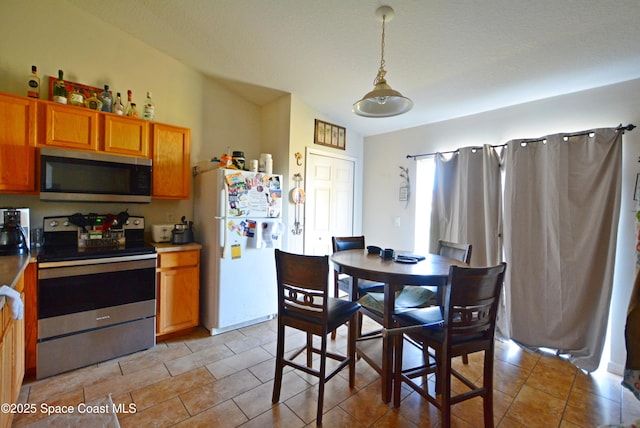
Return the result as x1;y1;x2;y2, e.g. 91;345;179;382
363;78;640;373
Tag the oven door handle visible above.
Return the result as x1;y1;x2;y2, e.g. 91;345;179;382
39;256;157;279
38;253;157;269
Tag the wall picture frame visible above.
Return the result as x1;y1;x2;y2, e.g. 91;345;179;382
314;119;346;150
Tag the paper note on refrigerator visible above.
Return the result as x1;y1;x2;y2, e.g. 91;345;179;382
231;244;242;259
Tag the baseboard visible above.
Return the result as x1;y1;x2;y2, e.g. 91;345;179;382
607;360;624;376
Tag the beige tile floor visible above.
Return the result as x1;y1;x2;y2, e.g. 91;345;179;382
12;317;640;427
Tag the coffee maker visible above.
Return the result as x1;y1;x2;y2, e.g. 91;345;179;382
0;209;29;255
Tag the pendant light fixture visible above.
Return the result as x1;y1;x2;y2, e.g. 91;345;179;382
353;5;413;118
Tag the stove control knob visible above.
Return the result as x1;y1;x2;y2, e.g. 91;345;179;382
49;220;59;228
133;219;140;226
63;221;70;227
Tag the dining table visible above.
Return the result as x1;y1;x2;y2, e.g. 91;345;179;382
330;248;469;403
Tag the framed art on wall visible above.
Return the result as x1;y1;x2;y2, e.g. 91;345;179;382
314;119;346;150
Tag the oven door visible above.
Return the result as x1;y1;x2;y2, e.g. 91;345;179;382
37;253;157;378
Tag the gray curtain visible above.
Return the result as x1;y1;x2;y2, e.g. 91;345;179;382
430;145;502;266
501;128;622;372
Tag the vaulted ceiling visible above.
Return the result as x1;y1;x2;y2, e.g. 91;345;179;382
67;0;640;137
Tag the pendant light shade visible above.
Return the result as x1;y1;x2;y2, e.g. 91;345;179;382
353;6;413;118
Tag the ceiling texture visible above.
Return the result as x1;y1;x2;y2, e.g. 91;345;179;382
67;0;640;137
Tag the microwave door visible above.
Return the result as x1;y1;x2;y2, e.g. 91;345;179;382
40;148;152;203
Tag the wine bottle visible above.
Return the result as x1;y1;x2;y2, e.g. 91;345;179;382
27;65;40;99
52;69;67;104
113;92;124;115
124;90;133;116
143;91;155;121
99;85;113;112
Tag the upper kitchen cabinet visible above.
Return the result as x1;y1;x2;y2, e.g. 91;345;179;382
0;93;37;193
41;101;99;151
104;115;149;157
152;123;191;199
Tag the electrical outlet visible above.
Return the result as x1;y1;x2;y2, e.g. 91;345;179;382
166;213;175;223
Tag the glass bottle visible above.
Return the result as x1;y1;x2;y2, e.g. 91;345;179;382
124;90;133;116
143;91;155;121
113;92;124;115
85;92;103;110
52;69;67;104
99;84;113;113
129;103;138;118
68;86;84;107
27;65;40;99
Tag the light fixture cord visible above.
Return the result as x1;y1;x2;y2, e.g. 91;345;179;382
374;14;387;85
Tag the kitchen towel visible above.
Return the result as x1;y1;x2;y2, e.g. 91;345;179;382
0;284;23;320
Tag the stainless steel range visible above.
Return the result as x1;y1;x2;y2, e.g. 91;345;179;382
36;212;157;379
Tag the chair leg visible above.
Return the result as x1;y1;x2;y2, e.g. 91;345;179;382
331;283;339;340
306;332;313;367
440;351;452;428
272;322;285;403
483;348;495;428
317;332;328;425
393;332;403;407
348;314;356;388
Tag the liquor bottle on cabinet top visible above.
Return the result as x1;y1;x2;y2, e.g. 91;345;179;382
27;65;40;98
129;103;138;117
68;86;84;107
113;92;124;115
124;89;133;116
143;91;154;121
99;85;113;112
85;92;102;110
52;69;67;104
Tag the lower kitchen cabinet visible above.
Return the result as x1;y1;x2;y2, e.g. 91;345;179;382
156;248;200;337
0;271;25;428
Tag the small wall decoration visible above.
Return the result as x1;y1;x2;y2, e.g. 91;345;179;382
314;119;346;150
399;166;410;208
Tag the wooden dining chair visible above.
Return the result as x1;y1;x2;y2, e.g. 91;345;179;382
331;236;384;339
272;250;360;425
386;263;506;428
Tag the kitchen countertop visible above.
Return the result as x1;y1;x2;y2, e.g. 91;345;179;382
0;253;32;308
151;242;202;252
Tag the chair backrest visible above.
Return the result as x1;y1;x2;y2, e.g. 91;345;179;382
275;249;329;325
438;240;472;264
332;236;366;253
442;263;506;345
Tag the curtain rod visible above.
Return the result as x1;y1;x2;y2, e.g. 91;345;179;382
406;123;636;160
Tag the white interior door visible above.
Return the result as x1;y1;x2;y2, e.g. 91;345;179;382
304;151;355;255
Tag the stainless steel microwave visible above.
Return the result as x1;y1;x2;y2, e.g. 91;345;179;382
40;148;152;203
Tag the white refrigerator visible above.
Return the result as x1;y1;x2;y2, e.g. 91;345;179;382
194;168;283;335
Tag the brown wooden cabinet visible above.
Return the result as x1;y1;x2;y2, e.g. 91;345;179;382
104;115;149;157
0;92;192;197
0;93;37;193
152;123;191;199
42;101;99;151
156;249;200;337
0;271;25;428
